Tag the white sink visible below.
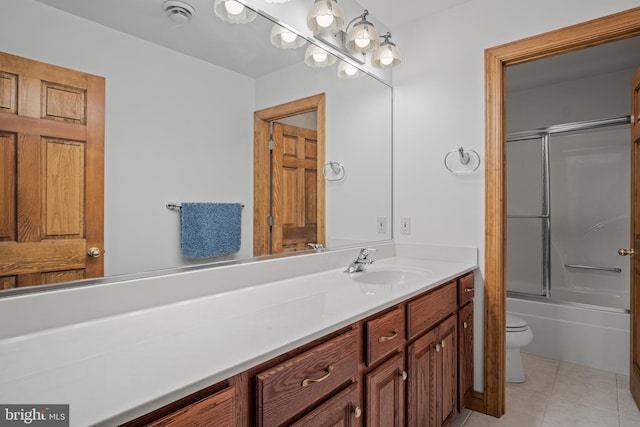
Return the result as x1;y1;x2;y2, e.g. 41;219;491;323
351;266;433;286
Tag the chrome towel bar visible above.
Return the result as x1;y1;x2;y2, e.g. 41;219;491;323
167;202;245;210
564;264;621;273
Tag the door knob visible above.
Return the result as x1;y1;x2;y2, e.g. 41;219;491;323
618;248;635;256
87;247;102;258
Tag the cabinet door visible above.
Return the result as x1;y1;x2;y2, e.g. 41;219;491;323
438;316;458;426
458;302;474;411
366;352;405;427
146;386;236;427
407;328;438;427
290;383;360;427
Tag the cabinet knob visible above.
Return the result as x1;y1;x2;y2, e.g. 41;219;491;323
399;370;408;381
354;406;362;418
463;321;468;329
436;344;441;352
441;340;445;348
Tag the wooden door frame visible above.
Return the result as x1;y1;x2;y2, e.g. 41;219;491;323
253;93;326;256
482;7;640;417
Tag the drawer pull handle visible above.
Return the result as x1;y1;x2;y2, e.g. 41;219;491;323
301;365;334;387
378;329;398;343
464;288;474;293
354;406;362;418
400;370;408;381
463;321;468;329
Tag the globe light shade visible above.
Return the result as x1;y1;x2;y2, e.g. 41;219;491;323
337;61;365;79
345;20;379;54
372;37;402;69
304;44;337;68
306;0;345;34
214;0;257;24
270;24;306;49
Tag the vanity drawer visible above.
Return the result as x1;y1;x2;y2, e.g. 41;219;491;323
365;307;405;365
256;329;358;427
458;272;474;306
407;281;457;339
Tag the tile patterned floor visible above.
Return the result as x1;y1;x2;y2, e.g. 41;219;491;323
456;353;640;427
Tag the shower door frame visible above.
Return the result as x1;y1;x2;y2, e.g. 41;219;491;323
506;115;631;302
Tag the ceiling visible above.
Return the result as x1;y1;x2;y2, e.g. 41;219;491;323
33;0;640;87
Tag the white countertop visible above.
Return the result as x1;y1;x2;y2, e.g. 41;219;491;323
0;244;476;426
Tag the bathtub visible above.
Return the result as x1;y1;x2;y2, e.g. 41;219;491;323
507;296;629;374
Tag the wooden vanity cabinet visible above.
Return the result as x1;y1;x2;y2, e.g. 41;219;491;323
255;329;359;427
121;373;247;427
124;271;475;427
365;352;406;426
406;280;459;427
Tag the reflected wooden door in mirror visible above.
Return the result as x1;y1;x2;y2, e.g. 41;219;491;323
0;52;105;288
254;94;326;256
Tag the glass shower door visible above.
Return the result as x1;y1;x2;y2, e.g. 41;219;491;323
506;135;550;297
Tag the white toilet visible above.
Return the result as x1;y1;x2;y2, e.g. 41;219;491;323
506;314;534;383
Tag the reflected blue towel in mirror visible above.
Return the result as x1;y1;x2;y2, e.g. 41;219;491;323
180;202;242;258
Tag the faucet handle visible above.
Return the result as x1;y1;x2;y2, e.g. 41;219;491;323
358;248;377;260
308;243;324;252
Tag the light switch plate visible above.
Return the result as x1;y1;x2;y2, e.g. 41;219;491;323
377;216;387;234
400;217;411;235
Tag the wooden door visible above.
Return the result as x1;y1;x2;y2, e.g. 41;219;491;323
253;93;326;257
272;122;320;253
366;352;405;427
630;66;640;408
0;52;104;289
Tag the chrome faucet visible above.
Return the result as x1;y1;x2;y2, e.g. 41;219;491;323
345;248;376;273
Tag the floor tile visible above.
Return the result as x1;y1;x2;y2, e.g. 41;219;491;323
461;354;640;427
541;398;619;427
617;374;640;420
550;361;618;413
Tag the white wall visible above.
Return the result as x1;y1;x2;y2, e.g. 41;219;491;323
4;0;255;276
392;0;640;390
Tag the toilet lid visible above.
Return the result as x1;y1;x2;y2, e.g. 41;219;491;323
506;314;528;332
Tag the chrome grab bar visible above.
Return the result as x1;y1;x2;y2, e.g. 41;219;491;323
564;264;622;273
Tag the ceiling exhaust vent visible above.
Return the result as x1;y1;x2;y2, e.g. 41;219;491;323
163;0;195;24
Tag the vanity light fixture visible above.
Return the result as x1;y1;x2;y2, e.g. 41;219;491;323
337;60;364;79
270;24;306;49
304;44;337;68
307;0;345;35
213;0;257;24
344;10;379;54
162;0;195;24
372;32;402;69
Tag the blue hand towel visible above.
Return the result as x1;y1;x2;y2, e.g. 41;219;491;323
180;202;242;258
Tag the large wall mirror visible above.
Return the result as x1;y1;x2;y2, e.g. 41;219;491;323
0;0;392;294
